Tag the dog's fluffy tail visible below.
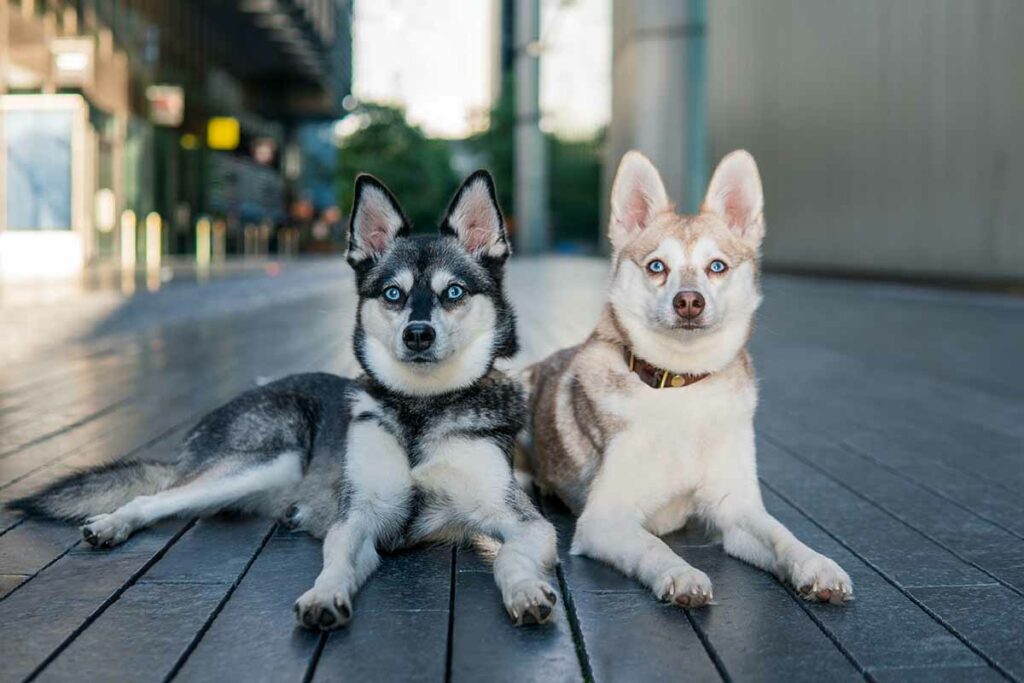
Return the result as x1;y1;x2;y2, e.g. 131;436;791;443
7;460;179;522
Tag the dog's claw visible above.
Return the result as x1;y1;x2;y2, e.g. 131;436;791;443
506;580;557;626
294;587;353;631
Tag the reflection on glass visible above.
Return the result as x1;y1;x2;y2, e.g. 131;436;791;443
5;110;74;230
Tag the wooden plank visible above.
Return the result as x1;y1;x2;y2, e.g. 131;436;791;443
677;543;862;682
33;517;271;682
0;342;344;679
170;534;325;682
869;665;1006;683
35;582;229;683
0;301;344;476
907;585;1024;680
545;504;723;683
756;442;1020;679
755;347;1023;479
757;439;992;589
760;427;1024;595
140;516;274;585
0;573;27;599
312;546;452;682
448;547;583;683
0;520;189;681
761;400;1024;538
0;293;349;460
757;366;1024;494
760;488;995;676
0;519;78;576
757;278;1024;402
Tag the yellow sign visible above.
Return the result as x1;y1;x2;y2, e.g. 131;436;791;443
207;117;240;150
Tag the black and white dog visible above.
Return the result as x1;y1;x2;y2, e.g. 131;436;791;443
10;172;559;630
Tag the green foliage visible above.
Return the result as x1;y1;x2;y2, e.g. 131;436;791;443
337;104;458;231
467;75;516;216
469;74;604;250
548;132;604;247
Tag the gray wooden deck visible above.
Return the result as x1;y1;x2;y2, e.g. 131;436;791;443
1;257;1022;682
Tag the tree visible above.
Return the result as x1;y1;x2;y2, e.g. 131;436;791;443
470;74;604;252
467;74;516;217
337;104;458;231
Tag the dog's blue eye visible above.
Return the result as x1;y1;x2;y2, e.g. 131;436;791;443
383;286;403;302
708;259;728;274
647;259;666;274
446;284;465;301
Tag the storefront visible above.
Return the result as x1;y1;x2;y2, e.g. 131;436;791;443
0;94;91;279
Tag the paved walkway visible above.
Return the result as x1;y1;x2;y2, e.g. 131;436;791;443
0;257;1022;682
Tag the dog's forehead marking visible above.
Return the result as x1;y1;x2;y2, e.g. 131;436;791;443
431;268;456;293
647;237;687;266
391;269;414;291
689;236;721;263
622;212;756;269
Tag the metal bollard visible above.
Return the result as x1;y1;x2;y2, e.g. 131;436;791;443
120;210;136;271
212;220;227;263
145;212;162;271
196;217;211;268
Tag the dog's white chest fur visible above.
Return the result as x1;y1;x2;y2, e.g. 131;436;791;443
592;372;758;534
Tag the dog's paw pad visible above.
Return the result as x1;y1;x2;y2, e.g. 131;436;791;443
294;587;353;631
793;555;853;604
505;579;557;626
80;514;130;548
656;567;713;608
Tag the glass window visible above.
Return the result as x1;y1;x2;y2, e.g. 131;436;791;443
5;109;74;230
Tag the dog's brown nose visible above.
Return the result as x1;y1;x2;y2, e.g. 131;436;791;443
673;290;705;320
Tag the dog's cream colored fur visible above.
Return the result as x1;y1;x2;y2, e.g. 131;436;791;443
524;150;852;607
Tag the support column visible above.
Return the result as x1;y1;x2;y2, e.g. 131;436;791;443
605;0;707;248
513;0;547;255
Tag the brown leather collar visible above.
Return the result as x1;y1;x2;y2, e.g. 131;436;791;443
624;348;710;389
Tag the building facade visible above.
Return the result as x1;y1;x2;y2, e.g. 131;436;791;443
0;0;351;279
608;0;1024;282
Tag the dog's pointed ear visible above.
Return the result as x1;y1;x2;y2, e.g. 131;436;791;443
702;150;765;247
609;151;671;251
440;170;510;261
346;174;410;268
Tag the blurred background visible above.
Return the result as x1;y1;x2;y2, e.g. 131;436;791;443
0;0;1022;287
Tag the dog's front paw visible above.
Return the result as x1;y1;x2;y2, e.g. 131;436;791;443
294;586;352;630
81;514;132;548
655;566;713;608
504;579;557;626
790;554;853;604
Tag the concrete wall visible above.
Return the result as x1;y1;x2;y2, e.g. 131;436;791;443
706;0;1024;281
608;1;1024;280
605;0;707;232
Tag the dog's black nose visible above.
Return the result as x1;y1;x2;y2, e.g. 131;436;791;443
673;290;705;320
402;323;436;351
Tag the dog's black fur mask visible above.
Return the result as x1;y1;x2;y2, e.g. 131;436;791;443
347;171;518;397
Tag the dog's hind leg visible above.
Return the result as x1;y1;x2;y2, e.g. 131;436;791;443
81;451;303;548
